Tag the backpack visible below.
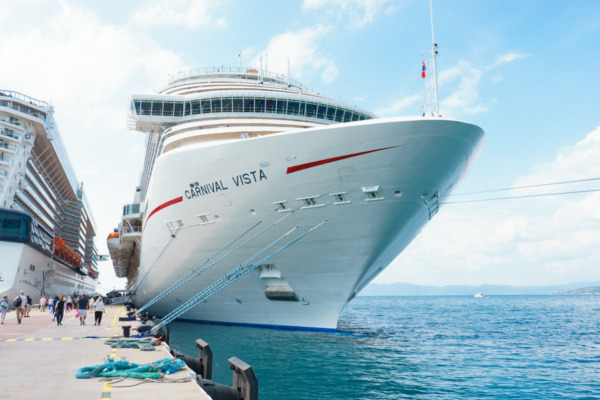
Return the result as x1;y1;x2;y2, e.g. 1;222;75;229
13;296;22;307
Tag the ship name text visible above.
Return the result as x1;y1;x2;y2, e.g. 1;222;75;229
184;169;268;200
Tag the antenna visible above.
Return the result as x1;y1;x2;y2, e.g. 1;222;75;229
430;0;439;116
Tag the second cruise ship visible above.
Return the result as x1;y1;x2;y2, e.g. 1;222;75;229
0;90;99;301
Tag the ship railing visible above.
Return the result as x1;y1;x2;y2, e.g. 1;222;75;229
168;66;305;89
0;90;49;108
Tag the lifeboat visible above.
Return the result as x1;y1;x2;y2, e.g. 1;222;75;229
246;68;258;74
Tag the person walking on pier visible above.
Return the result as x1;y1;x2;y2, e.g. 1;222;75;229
39;296;47;312
13;291;27;324
25;295;32;317
93;297;105;326
54;296;65;326
76;294;90;325
48;296;54;314
1;294;9;324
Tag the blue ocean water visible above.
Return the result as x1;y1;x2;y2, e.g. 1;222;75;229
168;296;600;399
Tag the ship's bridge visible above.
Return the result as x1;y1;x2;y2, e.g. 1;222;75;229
127;67;374;133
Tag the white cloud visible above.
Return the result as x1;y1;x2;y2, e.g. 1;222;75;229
252;26;339;85
302;0;396;29
492;51;529;68
436;51;527;118
439;60;487;117
374;95;420;117
131;0;226;30
375;126;600;287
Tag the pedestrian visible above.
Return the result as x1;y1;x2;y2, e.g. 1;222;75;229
93;297;106;326
66;296;73;312
54;296;65;326
48;296;54;314
52;296;59;321
13;291;27;324
1;294;9;324
76;294;90;325
25;294;33;317
39;296;47;312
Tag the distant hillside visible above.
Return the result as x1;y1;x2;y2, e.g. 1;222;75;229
359;281;600;296
564;286;600;295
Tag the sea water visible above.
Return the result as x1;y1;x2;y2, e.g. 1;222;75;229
168;296;600;399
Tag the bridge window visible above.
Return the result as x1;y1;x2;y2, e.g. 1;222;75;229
232;98;243;112
191;100;201;115
174;102;183;116
243;98;254;112
276;99;286;114
211;98;222;113
265;99;276;113
306;103;317;118
326;107;336;121
163;101;174;117
222;98;232;112
255;98;265;113
151;101;162;116
140;101;151;116
317;104;327;119
201;100;211;114
288;101;299;115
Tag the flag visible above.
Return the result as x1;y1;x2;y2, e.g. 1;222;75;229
421;60;427;78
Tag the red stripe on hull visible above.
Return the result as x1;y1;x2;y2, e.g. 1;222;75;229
144;196;183;229
286;146;400;174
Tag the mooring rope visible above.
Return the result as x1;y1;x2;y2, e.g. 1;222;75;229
75;357;185;380
150;202;354;333
136;207;287;315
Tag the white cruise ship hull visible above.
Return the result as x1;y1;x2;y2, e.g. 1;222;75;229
133;117;484;330
0;241;97;302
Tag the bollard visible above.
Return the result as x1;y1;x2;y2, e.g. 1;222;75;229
229;356;258;400
196;338;213;380
122;325;131;337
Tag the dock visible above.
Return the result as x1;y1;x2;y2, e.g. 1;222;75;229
0;304;211;400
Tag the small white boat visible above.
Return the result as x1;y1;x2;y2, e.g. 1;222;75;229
474;293;484;298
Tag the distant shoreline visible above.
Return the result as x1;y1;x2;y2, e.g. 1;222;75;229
359;282;600;296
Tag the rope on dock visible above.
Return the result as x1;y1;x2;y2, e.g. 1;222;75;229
104;337;160;351
75;357;186;380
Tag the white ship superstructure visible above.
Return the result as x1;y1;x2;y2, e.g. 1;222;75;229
108;67;484;330
0;90;99;301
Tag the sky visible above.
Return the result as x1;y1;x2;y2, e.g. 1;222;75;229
1;0;599;292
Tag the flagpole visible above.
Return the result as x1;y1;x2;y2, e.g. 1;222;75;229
430;0;439;116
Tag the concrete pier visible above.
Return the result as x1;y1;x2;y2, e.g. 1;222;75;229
0;304;210;400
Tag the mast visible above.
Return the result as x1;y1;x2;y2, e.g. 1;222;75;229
430;0;439;116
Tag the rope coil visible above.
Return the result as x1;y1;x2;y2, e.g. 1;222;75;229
75;357;186;379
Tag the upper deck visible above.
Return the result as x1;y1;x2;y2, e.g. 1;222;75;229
128;67;375;132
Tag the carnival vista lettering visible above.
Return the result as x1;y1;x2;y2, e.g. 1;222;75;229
184;169;268;199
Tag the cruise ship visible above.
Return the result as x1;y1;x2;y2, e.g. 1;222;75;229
0;91;99;302
108;67;484;330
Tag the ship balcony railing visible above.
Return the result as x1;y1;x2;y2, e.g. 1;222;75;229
0;90;48;108
0;154;13;166
0;129;22;142
0;141;18;153
0;116;23;127
168;66;304;88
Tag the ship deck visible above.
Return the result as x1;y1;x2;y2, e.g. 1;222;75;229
0;305;210;400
